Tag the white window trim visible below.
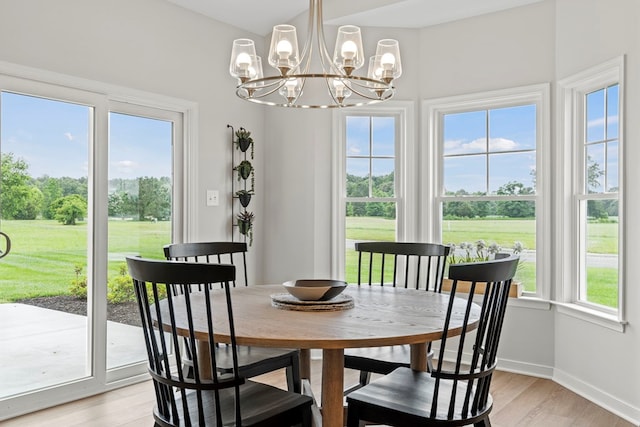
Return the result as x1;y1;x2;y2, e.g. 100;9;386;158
556;56;626;329
331;101;416;279
423;84;551;300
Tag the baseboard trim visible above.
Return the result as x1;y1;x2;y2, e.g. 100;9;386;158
553;368;640;427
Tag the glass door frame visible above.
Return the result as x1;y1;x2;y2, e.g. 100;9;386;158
0;63;196;420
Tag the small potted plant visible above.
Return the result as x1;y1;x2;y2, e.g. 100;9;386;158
235;189;254;208
444;240;524;297
234;160;254;181
235;128;253;153
237;211;255;246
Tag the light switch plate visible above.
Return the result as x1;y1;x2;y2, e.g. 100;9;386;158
206;190;219;206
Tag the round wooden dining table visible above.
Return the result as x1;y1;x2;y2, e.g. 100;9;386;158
158;284;480;427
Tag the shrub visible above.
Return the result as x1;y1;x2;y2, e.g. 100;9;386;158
69;264;87;298
107;263;166;304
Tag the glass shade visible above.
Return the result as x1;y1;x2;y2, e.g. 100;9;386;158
230;39;257;80
367;55;388;98
333;25;364;75
375;39;402;82
269;25;300;75
278;78;302;103
330;79;352;104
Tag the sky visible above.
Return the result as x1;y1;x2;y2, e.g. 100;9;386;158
345;94;619;195
1;91;172;180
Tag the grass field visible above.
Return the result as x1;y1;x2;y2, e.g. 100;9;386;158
0;217;619;308
346;216;618;307
0;219;170;302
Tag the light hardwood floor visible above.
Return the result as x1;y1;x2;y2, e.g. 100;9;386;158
3;363;634;427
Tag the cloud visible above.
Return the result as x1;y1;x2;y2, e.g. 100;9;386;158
444;137;518;155
117;160;137;168
64;132;74;141
587;115;618;129
112;160;139;175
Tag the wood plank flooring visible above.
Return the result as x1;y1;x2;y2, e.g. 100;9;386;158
3;364;634;427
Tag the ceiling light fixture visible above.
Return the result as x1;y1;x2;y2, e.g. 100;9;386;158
229;0;402;109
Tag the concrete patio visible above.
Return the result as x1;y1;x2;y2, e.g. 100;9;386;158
0;303;146;398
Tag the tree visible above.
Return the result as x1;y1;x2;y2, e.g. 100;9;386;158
0;152;42;219
495;181;535;218
37;176;63;219
136;177;171;220
586;155;604;193
53;194;87;225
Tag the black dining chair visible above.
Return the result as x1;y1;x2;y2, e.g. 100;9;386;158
126;256;313;427
345;255;519;427
164;241;302;393
344;241;450;393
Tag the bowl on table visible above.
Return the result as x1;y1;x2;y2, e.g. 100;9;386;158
282;279;347;301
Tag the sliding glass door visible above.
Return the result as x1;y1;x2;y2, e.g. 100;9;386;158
0;74;187;419
106;106;177;372
0;91;92;396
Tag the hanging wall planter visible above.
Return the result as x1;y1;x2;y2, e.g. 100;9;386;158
234;160;253;181
229;124;257;246
235;128;254;153
237;211;254;246
235;190;253;208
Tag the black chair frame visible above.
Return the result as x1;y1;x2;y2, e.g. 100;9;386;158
345;255;519;427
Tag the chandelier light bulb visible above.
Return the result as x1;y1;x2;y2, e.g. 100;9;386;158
277;40;293;59
341;40;358;60
236;52;252;74
380;53;396;68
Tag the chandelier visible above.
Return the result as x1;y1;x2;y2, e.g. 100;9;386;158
229;0;402;109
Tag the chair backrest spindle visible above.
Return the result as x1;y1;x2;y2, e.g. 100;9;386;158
354;242;451;292
430;255;519;421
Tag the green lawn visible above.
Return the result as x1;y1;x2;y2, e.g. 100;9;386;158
1;217;619;309
345;216;618;307
0;219;170;302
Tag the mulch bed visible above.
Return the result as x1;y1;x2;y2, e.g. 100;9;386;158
16;295;142;327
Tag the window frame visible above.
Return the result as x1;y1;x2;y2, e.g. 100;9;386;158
557;57;626;329
331;101;415;280
423;84;551;300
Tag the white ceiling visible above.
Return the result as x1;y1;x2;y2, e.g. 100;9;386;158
166;0;544;36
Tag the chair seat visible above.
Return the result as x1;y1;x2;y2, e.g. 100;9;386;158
344;345;411;374
346;367;493;426
216;345;299;377
155;380;313;427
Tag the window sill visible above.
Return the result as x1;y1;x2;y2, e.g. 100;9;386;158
554;302;626;332
456;293;552;310
506;296;552;310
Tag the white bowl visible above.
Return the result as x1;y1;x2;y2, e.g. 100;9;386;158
282;280;347;301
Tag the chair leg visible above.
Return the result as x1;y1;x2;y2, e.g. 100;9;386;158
346;403;362;427
358;370;371;387
286;353;302;393
474;417;492;427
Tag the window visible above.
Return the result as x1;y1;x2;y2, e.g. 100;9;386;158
425;85;549;298
559;57;624;323
332;102;414;282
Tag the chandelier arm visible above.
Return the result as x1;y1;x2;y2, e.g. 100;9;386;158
297;0;315;74
315;0;342;75
237;78;288;100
